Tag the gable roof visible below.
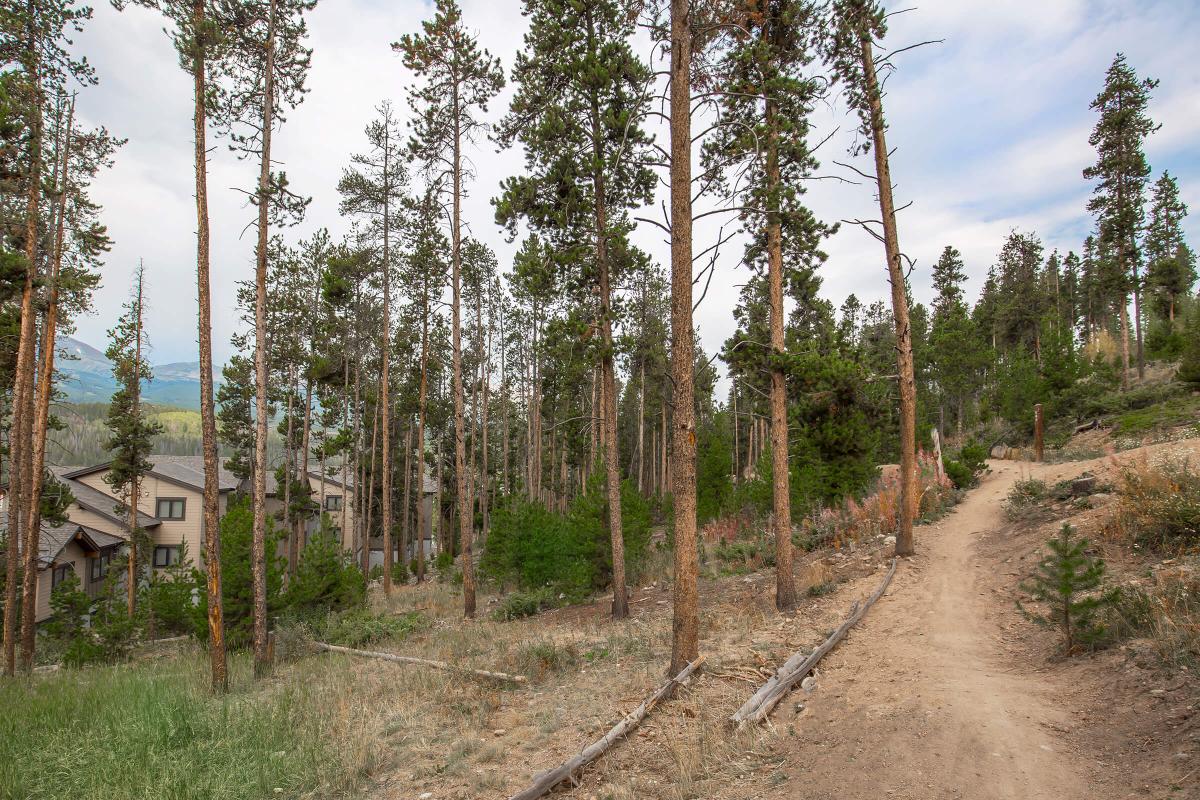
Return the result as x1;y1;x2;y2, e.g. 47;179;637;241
0;520;126;569
63;456;239;494
48;467;161;530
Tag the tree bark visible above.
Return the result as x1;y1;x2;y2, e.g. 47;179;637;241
251;0;278;679
6;20;43;677
859;27;916;558
415;271;429;583
586;50;627;618
193;0;226;692
451;74;475;617
668;0;698;676
20;96;73;669
380;125;394;596
764;98;796;611
401;423;412;576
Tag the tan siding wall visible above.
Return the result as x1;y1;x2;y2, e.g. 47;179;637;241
73;471;206;571
35;540;90;623
306;475;356;552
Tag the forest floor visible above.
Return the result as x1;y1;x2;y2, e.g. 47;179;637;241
346;439;1198;800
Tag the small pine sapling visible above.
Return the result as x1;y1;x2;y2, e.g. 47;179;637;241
1018;523;1118;653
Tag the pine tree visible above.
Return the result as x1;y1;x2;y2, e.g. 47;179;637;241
1083;53;1158;385
824;0;917;557
394;0;504;618
3;0;97;677
494;0;655;620
102;263;162;619
701;0;831;612
1019;523;1117;653
115;0;230;692
929;246;985;438
338;102;407;593
1178;298;1200;387
1144;172;1195;325
220;0;316;679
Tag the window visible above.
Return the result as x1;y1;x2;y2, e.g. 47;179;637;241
90;552;111;582
156;498;186;519
324;494;342;512
153;546;181;568
51;563;73;589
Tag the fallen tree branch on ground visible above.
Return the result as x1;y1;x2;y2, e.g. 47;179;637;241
508;655;706;800
313;642;527;684
731;558;897;727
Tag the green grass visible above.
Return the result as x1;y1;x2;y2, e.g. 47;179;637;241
0;650;367;799
1113;392;1200;437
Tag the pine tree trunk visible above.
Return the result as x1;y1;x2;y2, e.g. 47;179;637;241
363;397;380;577
380;123;394;595
480;307;492;545
193;0;226;692
764;98;796;611
451;79;475;618
126;273;145;619
250;0;278;679
587;77;628;617
6;25;43;677
283;371;295;576
415;275;429;583
859;26;917;558
1119;299;1131;390
401;424;412;577
668;0;699;676
20;97;73;670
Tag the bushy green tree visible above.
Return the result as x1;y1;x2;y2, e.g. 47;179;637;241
1178;298;1200;387
1019;523;1118;653
284;516;365;616
141;540;197;637
193;497;283;647
695;413;734;525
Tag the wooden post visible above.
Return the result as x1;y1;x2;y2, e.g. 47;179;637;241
1033;404;1044;463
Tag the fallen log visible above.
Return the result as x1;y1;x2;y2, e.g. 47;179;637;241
731;558;896;727
508;655;706;800
313;642;527;684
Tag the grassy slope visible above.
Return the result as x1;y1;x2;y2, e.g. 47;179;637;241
0;648;373;800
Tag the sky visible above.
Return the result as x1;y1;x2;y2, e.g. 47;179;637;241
68;0;1200;374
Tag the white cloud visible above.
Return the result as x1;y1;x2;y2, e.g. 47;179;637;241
63;0;1200;388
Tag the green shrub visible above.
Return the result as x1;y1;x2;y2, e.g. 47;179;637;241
391;558;408;585
284;518;366;617
193;496;284;647
314;608;425;648
482;474;651;598
492;587;558;621
142;541;198;637
513;639;579;678
1018;523;1118;653
1177;301;1200;387
943;439;988;489
806;580;836;597
1004;478;1048;521
1114;456;1200;547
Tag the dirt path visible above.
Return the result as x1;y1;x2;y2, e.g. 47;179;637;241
769;460;1120;800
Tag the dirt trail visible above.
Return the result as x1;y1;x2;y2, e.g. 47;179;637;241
770;459;1118;800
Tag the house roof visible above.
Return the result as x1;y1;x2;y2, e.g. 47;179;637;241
63;456;239;494
48;467;161;530
0;520;125;569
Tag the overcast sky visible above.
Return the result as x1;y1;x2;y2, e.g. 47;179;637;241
68;0;1200;372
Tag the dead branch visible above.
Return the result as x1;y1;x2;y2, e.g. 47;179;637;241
314;642;527;685
508;656;706;800
730;559;896;727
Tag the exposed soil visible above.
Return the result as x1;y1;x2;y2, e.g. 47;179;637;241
365;441;1198;800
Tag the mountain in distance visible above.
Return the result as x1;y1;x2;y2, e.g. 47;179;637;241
56;335;214;410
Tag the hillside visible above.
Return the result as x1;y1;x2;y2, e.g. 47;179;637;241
56;335;211;410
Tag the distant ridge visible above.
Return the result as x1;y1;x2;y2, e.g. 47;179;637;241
56;335;215;410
